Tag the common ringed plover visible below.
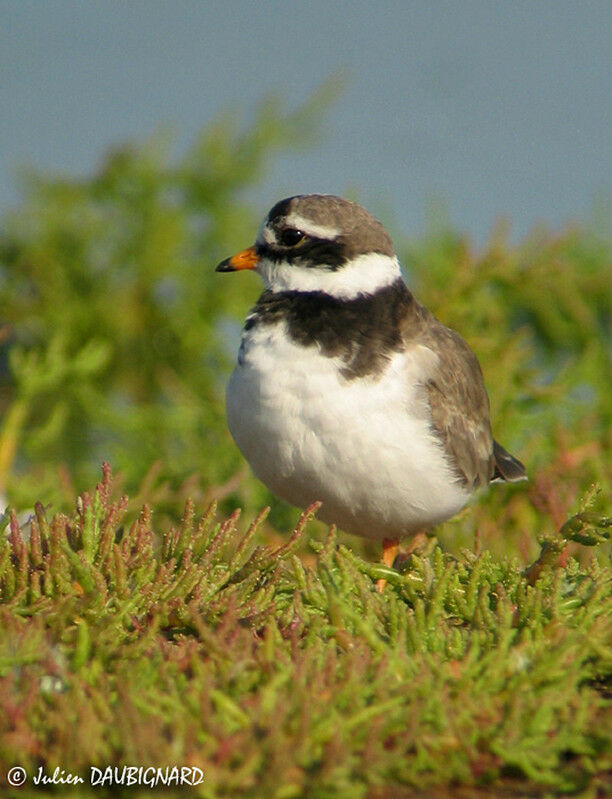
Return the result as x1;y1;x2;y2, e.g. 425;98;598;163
217;195;525;584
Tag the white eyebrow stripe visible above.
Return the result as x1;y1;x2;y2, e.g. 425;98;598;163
284;213;340;240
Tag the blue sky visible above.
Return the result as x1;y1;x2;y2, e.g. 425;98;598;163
1;1;610;242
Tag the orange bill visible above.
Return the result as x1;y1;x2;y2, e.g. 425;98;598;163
216;246;260;272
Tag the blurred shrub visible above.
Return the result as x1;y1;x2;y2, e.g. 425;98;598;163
0;91;610;558
0;88;338;523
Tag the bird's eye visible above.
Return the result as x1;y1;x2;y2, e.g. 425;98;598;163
279;228;306;247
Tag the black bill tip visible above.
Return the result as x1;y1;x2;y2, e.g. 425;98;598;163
215;258;235;273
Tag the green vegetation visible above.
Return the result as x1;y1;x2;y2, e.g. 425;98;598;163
0;470;609;797
0;93;610;796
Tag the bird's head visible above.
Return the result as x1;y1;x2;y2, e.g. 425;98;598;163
216;194;401;299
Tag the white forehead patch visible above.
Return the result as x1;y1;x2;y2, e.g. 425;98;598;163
258;218;275;245
259;224;275;245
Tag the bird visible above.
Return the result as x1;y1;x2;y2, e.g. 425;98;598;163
216;195;526;587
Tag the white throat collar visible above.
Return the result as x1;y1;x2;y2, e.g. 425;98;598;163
256;252;402;300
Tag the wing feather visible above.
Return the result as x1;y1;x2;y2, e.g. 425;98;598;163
402;302;495;489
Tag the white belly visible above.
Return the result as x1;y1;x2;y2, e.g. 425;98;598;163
226;323;469;541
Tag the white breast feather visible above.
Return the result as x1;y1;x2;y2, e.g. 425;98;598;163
226;322;470;540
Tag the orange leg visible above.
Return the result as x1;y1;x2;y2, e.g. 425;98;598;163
376;537;399;593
